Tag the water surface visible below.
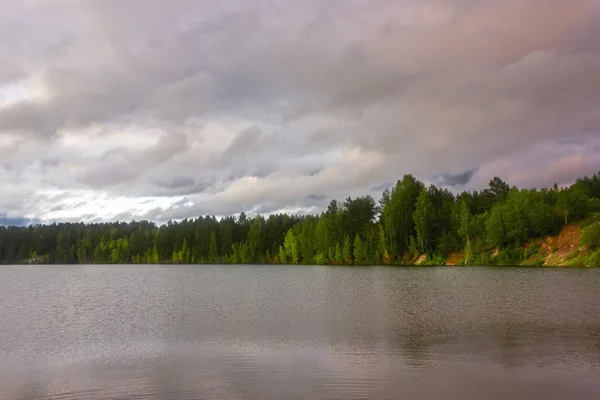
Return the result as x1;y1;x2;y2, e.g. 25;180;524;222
1;265;600;399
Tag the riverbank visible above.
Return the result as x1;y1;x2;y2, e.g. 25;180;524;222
13;217;600;268
411;219;598;267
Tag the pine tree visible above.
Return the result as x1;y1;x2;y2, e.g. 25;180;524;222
314;252;327;265
181;239;190;263
209;232;218;263
334;243;343;265
152;245;159;264
172;249;181;264
239;242;250;263
353;234;365;265
231;243;241;264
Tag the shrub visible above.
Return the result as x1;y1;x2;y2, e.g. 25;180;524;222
424;253;446;266
581;222;600;249
522;243;541;260
496;246;521;266
521;258;545;267
472;251;493;266
588;198;600;213
314;252;328;265
564;250;582;267
583;249;600;267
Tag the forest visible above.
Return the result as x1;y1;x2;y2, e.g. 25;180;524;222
2;172;600;266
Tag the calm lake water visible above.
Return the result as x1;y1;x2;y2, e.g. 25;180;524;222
1;265;600;399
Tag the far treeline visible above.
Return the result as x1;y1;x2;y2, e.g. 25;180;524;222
2;173;600;266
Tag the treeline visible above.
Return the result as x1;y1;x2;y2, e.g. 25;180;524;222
1;172;600;266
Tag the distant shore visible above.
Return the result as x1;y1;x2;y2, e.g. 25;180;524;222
2;173;600;268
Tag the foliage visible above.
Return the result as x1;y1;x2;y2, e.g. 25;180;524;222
284;229;299;265
342;235;352;265
486;189;556;248
1;170;600;266
583;249;600;267
581;222;600;249
209;233;218;263
587;198;600;213
423;253;446;266
564;250;583;267
471;251;494;266
494;246;522;266
414;188;434;253
557;187;588;224
522;242;541;261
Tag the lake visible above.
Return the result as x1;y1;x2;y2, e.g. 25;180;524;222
1;265;600;399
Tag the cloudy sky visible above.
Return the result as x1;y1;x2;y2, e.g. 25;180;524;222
1;0;600;224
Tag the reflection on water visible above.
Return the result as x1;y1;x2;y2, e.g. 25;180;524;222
1;265;600;399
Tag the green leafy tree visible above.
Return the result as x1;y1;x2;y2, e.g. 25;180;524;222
181;239;191;263
342;235;352;265
278;245;287;264
353;234;366;265
486;204;508;247
457;200;473;263
151;245;159;264
298;218;315;264
557;188;589;225
581;222;600;249
231;243;241;264
247;217;264;263
1;170;599;267
284;229;299;264
239;242;250;264
414;188;434;253
487;177;510;203
458;201;471;244
334;243;343;265
382;175;424;257
314;252;327;265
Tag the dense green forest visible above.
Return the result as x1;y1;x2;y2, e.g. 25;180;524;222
2;173;600;266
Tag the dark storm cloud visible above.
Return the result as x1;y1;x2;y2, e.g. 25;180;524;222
435;169;478;187
1;0;600;221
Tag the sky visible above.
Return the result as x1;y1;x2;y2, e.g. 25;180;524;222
1;0;600;225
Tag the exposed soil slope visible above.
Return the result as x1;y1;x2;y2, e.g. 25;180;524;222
523;224;585;266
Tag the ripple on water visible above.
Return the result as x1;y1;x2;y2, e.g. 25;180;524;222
1;265;600;399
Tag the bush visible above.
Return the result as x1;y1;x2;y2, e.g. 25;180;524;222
423;253;446;266
471;251;493;266
583;249;600;267
522;243;541;260
314;252;328;265
495;246;521;266
521;258;545;267
588;198;600;213
581;222;600;249
564;250;582;267
581;213;600;229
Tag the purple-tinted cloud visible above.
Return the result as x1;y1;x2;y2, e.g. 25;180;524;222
0;0;598;222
